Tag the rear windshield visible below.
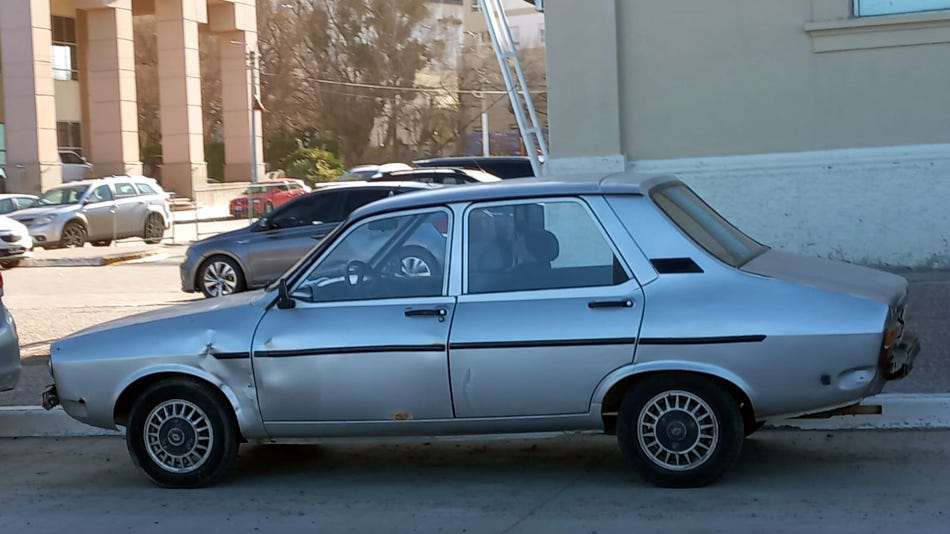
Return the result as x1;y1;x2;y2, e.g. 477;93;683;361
651;184;766;267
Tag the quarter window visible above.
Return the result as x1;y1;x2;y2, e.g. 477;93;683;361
114;182;138;197
466;199;629;294
135;183;158;195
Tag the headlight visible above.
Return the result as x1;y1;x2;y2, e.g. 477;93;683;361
34;215;56;225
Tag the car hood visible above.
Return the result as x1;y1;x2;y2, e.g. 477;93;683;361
9;204;77;220
741;249;907;306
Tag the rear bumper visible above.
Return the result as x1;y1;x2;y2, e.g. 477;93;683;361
884;331;920;380
0;308;21;392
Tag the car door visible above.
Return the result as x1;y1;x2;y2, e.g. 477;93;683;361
448;198;645;418
251;207;454;432
243;188;397;287
112;181;147;237
80;184;117;240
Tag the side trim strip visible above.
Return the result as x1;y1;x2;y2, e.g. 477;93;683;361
255;344;446;358
638;335;767;345
450;338;639;350
211;352;251;360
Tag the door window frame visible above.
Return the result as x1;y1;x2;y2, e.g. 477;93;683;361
461;196;633;295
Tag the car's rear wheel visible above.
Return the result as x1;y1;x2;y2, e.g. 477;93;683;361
198;256;246;298
126;378;239;488
143;213;164;244
60;221;86;248
616;373;743;488
0;259;21;269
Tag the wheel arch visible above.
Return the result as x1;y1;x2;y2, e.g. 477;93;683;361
594;362;757;434
112;367;248;440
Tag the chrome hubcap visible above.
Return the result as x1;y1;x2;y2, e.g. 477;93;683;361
144;400;214;474
400;256;432;278
202;261;237;296
638;390;719;471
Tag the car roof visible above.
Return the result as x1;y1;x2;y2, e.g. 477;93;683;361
0;193;38;199
348;171;680;220
46;175;160;189
313;180;439;192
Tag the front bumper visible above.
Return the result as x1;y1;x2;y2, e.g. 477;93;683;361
884;331;920;380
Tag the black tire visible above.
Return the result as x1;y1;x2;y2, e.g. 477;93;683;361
395;245;442;278
90;239;112;247
126;378;239;488
616;373;743;488
60;221;86;248
0;259;21;269
197;255;246;298
143;213;165;244
744;420;766;438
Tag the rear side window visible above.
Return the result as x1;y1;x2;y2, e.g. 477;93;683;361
651;184;765;267
343;189;393;215
269;191;345;229
135;183;158;195
114;182;138;197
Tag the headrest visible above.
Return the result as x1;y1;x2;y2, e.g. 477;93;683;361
524;229;559;263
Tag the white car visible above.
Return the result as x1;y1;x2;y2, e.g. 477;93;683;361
60;151;94;183
0;215;33;268
0;194;38;215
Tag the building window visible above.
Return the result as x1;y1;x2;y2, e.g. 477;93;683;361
854;0;950;16
0;123;6;166
51;16;78;81
57;121;83;156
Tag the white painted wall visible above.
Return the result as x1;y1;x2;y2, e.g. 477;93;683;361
631;144;950;269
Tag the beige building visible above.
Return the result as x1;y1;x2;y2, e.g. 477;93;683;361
542;0;950;268
0;0;261;197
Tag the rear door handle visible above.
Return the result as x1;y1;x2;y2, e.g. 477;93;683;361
405;308;448;320
588;299;634;309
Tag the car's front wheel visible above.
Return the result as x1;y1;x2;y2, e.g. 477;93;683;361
198;255;246;297
126;378;239;488
60;221;86;248
616;373;743;488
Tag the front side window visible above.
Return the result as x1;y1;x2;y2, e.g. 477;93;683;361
298;209;450;302
89;185;113;203
266;191;344;229
651;184;766;268
466;199;629;294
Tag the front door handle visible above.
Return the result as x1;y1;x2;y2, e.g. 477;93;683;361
588;299;634;309
404;308;447;321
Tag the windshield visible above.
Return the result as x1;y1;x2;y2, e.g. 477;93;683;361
38;185;89;206
651;184;767;267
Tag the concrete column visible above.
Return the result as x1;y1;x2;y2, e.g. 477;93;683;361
220;31;263;183
79;0;141;177
156;0;207;197
0;0;62;193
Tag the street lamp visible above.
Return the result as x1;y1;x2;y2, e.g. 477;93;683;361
230;41;263;186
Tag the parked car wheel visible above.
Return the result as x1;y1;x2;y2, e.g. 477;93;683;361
616;373;743;488
198;256;246;298
143;213;165;244
126;378;239;488
90;239;112;247
395;245;441;278
60;221;86;248
0;259;21;269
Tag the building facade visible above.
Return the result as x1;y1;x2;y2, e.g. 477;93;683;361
541;0;950;268
0;0;261;197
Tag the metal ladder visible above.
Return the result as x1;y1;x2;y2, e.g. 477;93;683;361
477;0;549;176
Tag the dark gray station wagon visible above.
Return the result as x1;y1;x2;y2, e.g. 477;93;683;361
44;172;918;488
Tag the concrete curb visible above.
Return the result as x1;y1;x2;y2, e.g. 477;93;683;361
1;394;949;438
19;249;167;268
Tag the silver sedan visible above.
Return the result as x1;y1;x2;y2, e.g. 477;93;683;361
44;172;919;488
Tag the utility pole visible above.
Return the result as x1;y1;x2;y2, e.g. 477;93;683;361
249;50;260;185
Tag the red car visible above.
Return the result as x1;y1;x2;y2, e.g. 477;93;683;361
229;179;309;217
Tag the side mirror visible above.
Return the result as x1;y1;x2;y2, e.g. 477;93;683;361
276;278;296;309
290;283;315;301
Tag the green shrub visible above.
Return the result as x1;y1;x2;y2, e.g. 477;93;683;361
279;148;344;185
